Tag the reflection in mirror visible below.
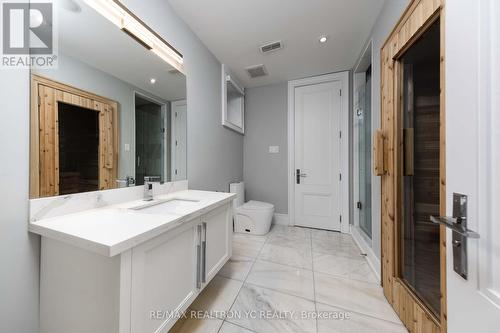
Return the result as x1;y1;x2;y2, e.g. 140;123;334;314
29;0;187;198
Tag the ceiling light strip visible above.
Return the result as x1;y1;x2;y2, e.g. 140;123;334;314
83;0;184;70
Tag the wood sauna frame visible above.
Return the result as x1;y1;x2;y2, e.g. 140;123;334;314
30;75;119;198
377;0;446;332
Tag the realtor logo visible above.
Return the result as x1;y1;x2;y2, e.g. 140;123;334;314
1;1;57;68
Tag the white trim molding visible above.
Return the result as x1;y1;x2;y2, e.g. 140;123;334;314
351;225;381;282
273;213;289;226
287;71;350;234
478;0;500;306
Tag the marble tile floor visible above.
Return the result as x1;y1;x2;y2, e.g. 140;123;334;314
169;225;407;333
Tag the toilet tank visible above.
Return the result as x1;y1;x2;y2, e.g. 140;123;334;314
229;182;245;208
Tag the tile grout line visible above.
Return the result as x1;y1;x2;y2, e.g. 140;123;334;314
311;262;380;285
218;230;270;332
309;230;320;333
314;300;406;327
241;280;316;304
226;227;405;331
311;233;405;326
223;227;389;332
221;321;259;333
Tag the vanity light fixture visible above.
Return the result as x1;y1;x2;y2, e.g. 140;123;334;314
319;35;328;43
83;0;184;71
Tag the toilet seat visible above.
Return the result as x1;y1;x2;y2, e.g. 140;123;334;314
237;200;274;211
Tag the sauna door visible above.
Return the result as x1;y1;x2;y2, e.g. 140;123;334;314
379;1;446;331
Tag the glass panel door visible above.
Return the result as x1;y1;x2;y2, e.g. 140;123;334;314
356;67;372;238
400;20;441;317
135;95;165;185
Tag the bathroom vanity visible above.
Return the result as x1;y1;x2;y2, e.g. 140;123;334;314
29;185;234;333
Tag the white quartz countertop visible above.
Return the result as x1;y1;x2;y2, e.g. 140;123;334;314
29;190;235;257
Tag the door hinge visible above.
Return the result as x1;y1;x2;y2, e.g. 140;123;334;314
175;169;178;175
357;201;362;210
161;128;165;133
339;89;342;96
175;140;178;146
175;111;178;117
339;173;342;181
339;131;342;139
340;215;342;223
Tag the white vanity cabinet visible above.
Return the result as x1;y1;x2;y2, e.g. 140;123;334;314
129;220;199;333
38;202;233;333
202;204;232;284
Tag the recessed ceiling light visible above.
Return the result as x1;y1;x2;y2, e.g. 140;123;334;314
150;78;156;84
319;35;328;44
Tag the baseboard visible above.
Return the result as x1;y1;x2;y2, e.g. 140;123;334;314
350;226;381;283
273;213;289;226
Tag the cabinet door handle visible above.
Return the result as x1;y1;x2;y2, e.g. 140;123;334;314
201;222;207;283
196;224;202;289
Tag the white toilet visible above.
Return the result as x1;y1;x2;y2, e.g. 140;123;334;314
230;182;274;235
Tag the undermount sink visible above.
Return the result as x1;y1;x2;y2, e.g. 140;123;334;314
130;198;200;215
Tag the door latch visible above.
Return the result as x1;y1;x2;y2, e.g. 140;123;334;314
296;169;307;184
430;193;479;280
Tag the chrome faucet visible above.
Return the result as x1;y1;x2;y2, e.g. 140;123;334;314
143;176;161;201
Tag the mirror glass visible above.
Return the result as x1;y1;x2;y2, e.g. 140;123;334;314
221;66;244;134
30;0;187;198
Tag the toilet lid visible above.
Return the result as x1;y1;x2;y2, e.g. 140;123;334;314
241;200;274;210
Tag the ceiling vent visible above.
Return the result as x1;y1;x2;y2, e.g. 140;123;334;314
245;64;268;78
260;40;283;54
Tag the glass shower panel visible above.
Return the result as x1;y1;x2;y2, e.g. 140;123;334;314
357;67;372;238
400;20;441;317
135;99;165;185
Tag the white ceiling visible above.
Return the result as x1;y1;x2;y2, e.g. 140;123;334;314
168;0;385;88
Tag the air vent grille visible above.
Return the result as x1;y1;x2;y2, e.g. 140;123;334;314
245;64;268;78
260;40;283;53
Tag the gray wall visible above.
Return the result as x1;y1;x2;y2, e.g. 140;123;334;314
241;1;410;238
244;83;288;214
0;0;243;331
123;0;244;192
0;68;40;333
354;0;410;259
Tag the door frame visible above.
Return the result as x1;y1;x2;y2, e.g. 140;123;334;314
171;99;187;181
287;71;350;233
352;39;374;241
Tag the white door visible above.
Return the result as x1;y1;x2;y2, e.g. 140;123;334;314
446;0;500;331
171;100;187;180
294;81;342;231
